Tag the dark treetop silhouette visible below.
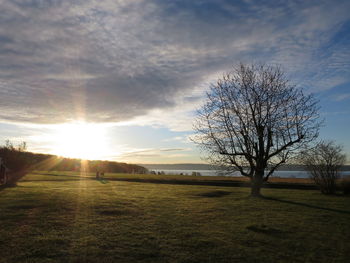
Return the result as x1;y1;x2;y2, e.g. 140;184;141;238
193;63;321;196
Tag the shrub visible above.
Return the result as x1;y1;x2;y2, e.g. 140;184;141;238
300;141;346;194
341;178;350;195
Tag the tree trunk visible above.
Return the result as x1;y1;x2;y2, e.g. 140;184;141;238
250;172;264;197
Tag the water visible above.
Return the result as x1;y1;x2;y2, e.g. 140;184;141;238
152;169;350;178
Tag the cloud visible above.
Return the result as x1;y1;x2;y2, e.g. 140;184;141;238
0;0;349;127
163;136;186;142
332;93;350;101
115;147;191;162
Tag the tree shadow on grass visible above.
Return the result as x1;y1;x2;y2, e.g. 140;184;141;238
196;190;232;198
7;204;40;210
263;196;350;215
0;182;18;192
246;224;286;237
97;208;136;216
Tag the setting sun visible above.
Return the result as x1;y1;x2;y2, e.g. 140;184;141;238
52;122;110;160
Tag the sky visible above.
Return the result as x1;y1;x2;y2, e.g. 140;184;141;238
0;0;349;164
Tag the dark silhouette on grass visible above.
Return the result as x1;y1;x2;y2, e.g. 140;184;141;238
197;190;232;197
97;209;136;216
341;178;350;195
97;178;109;184
193;63;321;197
246;224;286;237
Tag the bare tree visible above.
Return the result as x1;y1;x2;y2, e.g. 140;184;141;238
301;141;346;194
193;63;321;197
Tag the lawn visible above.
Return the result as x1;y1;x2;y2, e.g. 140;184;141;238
0;172;349;262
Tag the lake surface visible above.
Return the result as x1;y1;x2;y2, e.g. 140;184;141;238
152;169;350;178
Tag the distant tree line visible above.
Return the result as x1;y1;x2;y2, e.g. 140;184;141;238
0;140;29;173
0;140;148;185
30;155;148;174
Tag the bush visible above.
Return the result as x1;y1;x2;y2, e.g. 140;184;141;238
0;140;29;172
300;141;346;194
0;140;30;186
341;178;350;195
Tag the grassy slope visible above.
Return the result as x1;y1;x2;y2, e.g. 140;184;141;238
0;172;349;263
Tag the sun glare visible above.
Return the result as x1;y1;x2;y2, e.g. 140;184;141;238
52;122;110;160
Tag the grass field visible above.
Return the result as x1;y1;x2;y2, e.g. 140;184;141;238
0;172;349;262
28;170;316;185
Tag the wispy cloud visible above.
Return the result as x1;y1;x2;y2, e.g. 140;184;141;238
114;147;192;163
332;93;350;101
120;147;189;156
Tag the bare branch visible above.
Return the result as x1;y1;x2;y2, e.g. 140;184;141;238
192;63;321;196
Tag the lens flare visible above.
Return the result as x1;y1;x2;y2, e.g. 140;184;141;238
52;122;110;160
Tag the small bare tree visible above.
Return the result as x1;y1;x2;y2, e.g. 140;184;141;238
301;141;346;194
193;63;321;197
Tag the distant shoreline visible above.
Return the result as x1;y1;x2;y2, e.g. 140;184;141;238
149;169;350;179
141;163;350;171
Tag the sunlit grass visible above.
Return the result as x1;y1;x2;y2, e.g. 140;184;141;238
0;172;349;262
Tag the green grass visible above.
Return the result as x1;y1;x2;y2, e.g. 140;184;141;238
0;172;349;262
